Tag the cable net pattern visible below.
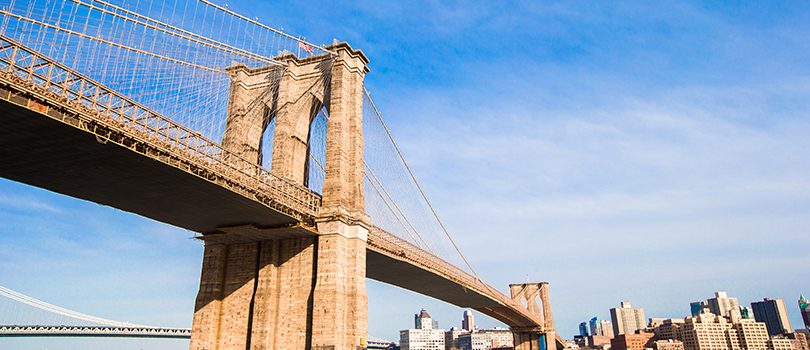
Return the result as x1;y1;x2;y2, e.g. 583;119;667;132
362;92;475;275
0;0;328;144
0;0;478;278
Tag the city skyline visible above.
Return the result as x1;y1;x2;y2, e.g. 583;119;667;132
2;0;810;348
574;292;810;338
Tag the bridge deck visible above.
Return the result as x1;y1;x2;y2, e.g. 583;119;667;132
0;35;545;331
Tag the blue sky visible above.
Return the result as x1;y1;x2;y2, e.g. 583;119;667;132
2;1;810;349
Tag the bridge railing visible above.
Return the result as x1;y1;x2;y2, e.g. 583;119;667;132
368;227;542;326
0;35;321;223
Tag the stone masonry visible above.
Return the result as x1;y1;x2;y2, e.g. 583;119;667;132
510;283;558;350
191;42;370;350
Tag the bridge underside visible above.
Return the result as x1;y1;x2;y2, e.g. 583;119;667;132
0;98;299;234
0;90;541;329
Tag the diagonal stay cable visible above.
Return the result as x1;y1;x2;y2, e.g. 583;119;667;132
304;110;435;253
363;87;483;280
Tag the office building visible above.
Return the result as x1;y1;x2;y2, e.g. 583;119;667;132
787;331;809;350
445;327;469;350
610;332;654;350
600;320;614;338
769;336;794;350
589;317;603;337
579;322;589;337
691;301;708;316
679;311;773;350
652;318;685;341
751;298;793;336
401;309;445;350
691;292;743;321
462;310;475;331
456;328;513;350
611;301;646;336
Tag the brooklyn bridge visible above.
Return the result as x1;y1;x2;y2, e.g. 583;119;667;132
0;0;558;349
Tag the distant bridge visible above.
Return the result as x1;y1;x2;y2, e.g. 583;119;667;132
0;284;189;339
0;325;191;339
0;284;398;343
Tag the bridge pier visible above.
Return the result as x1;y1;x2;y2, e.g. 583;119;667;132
191;42;370;350
509;283;559;350
512;328;557;350
190;223;368;350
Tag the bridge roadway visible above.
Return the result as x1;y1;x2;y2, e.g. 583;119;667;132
0;35;544;330
0;325;191;339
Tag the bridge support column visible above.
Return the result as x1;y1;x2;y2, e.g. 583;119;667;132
190;237;318;350
512;329;556;350
189;227;369;350
309;41;371;350
509;282;558;350
191;42;370;350
310;220;368;349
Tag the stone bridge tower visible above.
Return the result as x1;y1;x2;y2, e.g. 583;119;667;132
190;42;370;350
510;282;558;350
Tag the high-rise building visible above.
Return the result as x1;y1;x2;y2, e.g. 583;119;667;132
401;309;445;350
734;318;770;349
691;291;742;321
600;320;615;338
708;291;742;322
462;310;475;331
415;309;440;330
611;301;646;336
751;298;793;336
579;322;589;337
589;317;602;337
445;327;468;350
768;336;794;350
690;301;708;316
679;310;776;350
800;294;810;329
787;331;810;350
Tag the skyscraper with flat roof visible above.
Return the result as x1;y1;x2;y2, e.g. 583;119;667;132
589;317;603;337
691;291;742;321
462;310;475;331
579;322;589;337
708;291;742;321
751;298;793;336
611;301;646;336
